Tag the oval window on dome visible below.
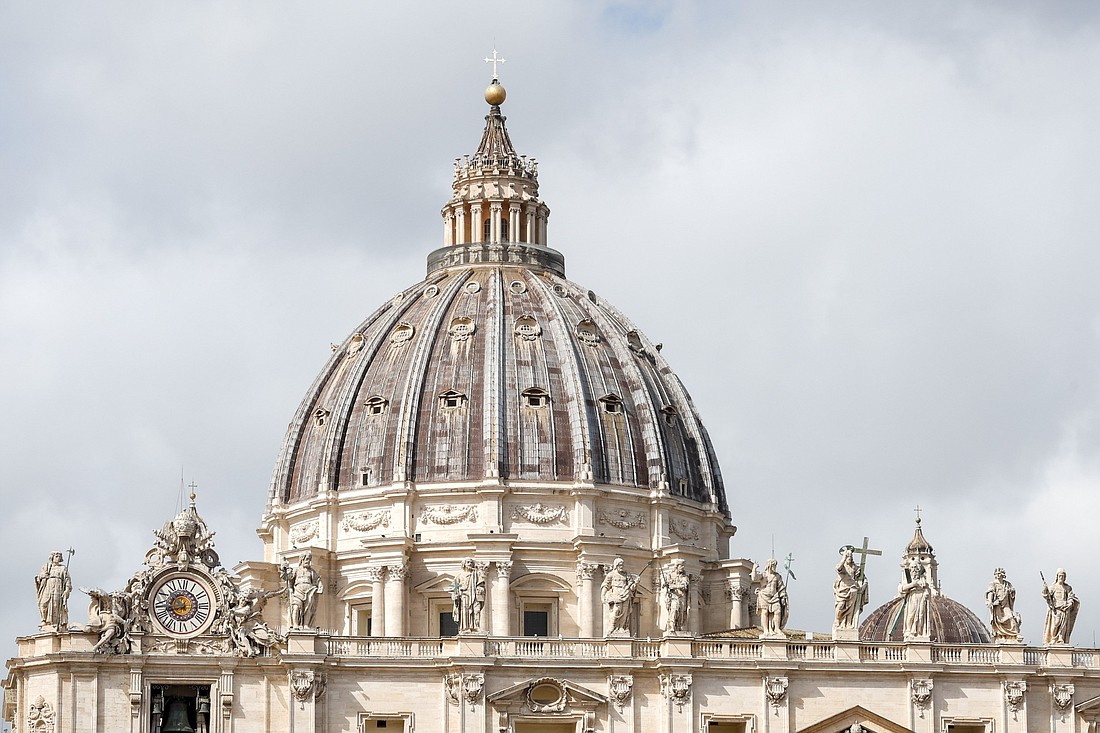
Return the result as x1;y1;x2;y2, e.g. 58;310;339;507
390;322;415;346
575;319;600;347
514;315;542;342
551;283;569;298
423;284;440;299
509;280;527;294
448;316;476;342
464;281;482;294
346;332;366;357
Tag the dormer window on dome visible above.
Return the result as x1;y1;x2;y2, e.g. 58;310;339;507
522;388;549;409
439;390;468;410
599;394;624;415
365;396;388;416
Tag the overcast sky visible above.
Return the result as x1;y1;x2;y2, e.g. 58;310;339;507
2;1;1099;655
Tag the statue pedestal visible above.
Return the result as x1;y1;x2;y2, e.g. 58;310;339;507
1046;646;1074;668
906;642;932;663
605;638;635;658
661;636;693;658
761;638;787;660
832;626;858;642
286;629;321;655
456;634;488;657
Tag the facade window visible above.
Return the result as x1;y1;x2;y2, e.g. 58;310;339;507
352;606;372;636
522;387;550;409
359;467;372;487
438;610;459;638
676;479;689;496
500;218;509;242
484;219;492;240
439;390;468;409
365;396;388;415
523;604;551;637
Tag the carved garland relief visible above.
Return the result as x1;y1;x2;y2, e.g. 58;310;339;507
289;521;319;547
511;502;568;524
419;504;479;525
597;508;646;530
341;510;391;533
669;517;700;541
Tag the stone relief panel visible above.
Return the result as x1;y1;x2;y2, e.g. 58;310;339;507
597;507;647;530
341;510;391;534
27;696;55;733
511;502;568;525
289;521;319;547
419;504;479;525
660;673;692;712
668;517;700;542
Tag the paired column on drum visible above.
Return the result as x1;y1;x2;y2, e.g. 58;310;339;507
490;560;513;636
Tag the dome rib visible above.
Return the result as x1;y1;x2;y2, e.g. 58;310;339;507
528;272;595;482
558;277;667;489
391;272;471;483
483;269;505;478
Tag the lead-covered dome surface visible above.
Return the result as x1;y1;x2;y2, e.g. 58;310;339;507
859;595;992;644
268;265;727;511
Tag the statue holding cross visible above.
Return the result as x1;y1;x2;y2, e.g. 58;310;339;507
833;537;880;635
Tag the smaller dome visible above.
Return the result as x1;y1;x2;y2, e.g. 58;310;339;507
485;80;506;105
859;595;991;644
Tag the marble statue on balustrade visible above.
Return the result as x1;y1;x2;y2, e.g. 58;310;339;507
898;557;936;641
602;558;640;637
756;558;789;639
282;555;324;629
226;588;284;657
451;558;486;633
985;568;1022;643
82;587;134;655
658;559;691;634
1041;568;1079;645
35;551;72;631
833;547;868;635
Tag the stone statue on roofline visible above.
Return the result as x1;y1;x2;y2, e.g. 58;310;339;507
450;558;486;633
35;550;72;632
898;556;936;641
756;558;789;639
281;555;324;629
1041;568;1079;645
658;559;691;634
602;558;640;637
833;547;868;634
985;568;1022;643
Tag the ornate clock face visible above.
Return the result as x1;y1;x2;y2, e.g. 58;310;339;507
151;574;215;637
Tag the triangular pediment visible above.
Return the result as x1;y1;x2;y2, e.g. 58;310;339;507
1078;694;1100;713
796;705;912;733
488;677;607;706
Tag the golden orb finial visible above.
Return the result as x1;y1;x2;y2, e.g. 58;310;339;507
485;80;506;106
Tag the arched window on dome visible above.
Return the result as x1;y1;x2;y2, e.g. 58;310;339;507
365;396;388;416
660;405;678;427
439;390;468;410
599;393;624;415
522;387;550;409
